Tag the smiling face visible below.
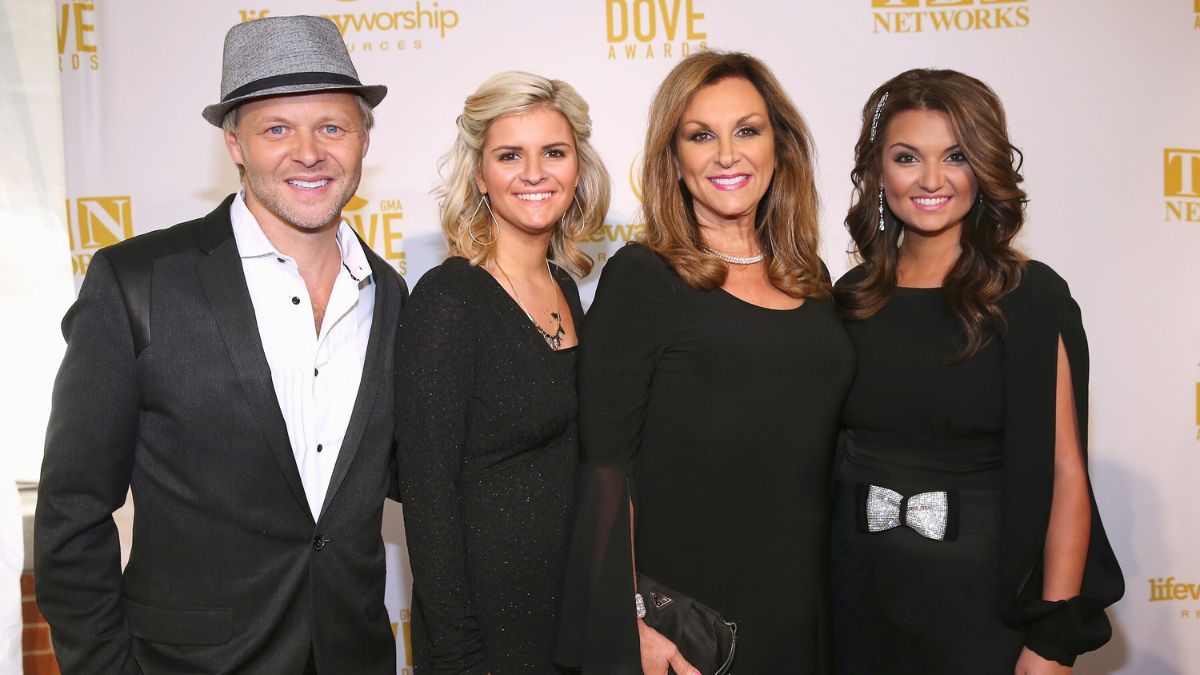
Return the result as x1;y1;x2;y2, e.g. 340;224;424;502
881;108;978;237
225;92;369;233
475;105;579;240
674;76;776;229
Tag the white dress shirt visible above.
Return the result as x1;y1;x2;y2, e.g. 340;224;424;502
230;193;375;519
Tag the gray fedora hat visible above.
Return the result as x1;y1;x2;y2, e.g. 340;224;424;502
201;15;387;127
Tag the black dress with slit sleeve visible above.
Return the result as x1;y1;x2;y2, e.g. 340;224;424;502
556;243;855;674
831;261;1123;673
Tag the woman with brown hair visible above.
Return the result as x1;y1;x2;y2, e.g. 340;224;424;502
556;51;853;674
396;71;610;673
832;68;1123;673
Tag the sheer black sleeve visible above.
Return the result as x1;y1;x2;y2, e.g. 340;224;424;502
555;244;676;674
999;261;1124;665
395;264;490;674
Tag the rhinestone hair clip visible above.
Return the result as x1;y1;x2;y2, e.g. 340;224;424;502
869;91;889;142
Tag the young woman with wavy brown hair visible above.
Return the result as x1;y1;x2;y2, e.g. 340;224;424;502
832;68;1123;674
556;51;854;675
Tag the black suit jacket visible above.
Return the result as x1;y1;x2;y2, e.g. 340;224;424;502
35;195;407;674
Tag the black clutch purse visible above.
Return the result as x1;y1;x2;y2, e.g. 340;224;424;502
637;574;738;675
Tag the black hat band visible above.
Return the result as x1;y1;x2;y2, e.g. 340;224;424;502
222;71;363;102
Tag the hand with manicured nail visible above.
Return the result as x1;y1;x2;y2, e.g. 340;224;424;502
638;618;700;675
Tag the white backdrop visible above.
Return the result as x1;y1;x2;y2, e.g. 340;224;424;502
42;1;1200;673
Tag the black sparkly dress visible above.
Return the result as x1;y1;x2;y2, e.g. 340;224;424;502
555;243;855;674
396;256;582;675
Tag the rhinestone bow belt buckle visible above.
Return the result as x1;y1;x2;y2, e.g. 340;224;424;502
857;483;958;541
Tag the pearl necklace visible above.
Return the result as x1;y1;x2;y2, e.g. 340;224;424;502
703;246;765;265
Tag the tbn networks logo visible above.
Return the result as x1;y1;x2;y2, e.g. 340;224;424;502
56;1;99;72
238;2;460;54
1164;149;1200;223
67;196;132;277
342;194;407;276
872;0;1030;34
605;0;708;62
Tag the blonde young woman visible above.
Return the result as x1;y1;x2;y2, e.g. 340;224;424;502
395;72;610;674
557;51;853;675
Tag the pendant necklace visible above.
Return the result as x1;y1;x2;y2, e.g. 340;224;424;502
494;259;565;350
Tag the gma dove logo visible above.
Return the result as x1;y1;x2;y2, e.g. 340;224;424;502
606;0;708;62
392;610;413;674
1164;148;1200;223
872;0;1030;34
57;1;99;72
342;194;407;275
67;196;133;277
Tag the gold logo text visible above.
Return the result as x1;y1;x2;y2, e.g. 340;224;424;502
606;0;707;61
872;0;1029;33
1164;148;1200;223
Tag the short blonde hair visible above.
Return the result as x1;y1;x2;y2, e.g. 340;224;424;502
438;71;611;277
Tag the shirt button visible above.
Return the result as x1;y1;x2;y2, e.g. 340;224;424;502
312;535;327;551
276;257;285;264
291;296;301;305
314;368;319;377
316;444;324;453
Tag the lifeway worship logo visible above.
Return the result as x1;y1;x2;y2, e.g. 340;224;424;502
342;194;407;275
67;196;133;277
584;156;645;269
56;1;99;72
1149;577;1200;619
872;0;1030;34
238;2;460;54
1164;149;1200;223
605;0;708;61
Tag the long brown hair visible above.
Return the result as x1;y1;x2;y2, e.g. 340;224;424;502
836;68;1027;360
640;51;829;300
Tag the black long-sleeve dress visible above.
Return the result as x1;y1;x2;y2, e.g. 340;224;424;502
831;261;1124;674
396;257;583;674
556;243;855;674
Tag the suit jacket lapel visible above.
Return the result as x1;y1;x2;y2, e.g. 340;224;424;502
194;196;313;521
319;250;400;518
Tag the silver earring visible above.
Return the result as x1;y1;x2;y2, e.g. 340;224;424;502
878;186;886;232
559;187;587;230
469;194;497;246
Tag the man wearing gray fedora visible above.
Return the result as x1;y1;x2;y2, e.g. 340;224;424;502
35;15;404;674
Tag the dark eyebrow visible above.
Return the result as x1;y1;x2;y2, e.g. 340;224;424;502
887;142;961;155
491;141;573;153
679;112;766;129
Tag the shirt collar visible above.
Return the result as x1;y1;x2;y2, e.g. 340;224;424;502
229;191;375;283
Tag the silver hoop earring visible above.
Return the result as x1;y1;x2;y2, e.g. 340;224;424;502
559;187;587;230
469;194;497;246
878;186;886;232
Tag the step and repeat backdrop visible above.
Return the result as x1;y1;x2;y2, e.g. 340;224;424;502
48;1;1200;672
